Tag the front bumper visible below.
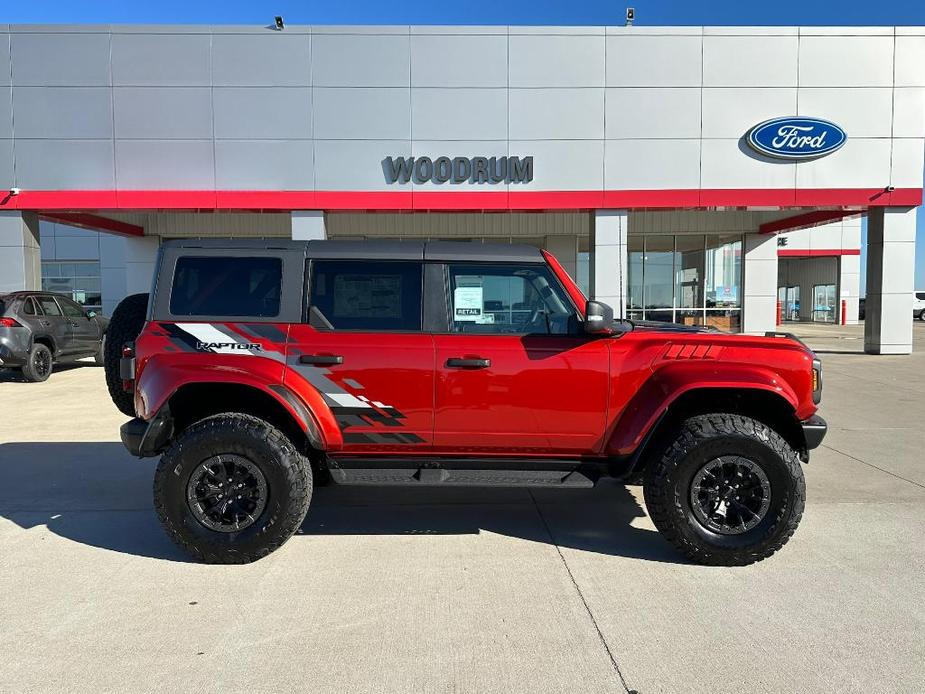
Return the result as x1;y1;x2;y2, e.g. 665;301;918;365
801;415;827;450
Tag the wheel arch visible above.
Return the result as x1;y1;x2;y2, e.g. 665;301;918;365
608;361;808;477
31;333;57;355
164;381;329;454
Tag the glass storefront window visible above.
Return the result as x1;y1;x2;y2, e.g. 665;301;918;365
675;235;705;310
705;234;742;310
41;260;102;312
624;234;744;332
627;235;644;312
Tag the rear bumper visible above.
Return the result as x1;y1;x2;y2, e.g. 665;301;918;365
0;336;29;367
120;406;173;458
801;415;827;450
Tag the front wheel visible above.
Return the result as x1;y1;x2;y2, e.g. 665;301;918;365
643;414;805;566
154;413;312;564
918;309;925;322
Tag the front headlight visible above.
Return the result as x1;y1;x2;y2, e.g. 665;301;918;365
812;357;822;405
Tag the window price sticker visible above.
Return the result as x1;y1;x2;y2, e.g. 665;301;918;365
454;286;483;322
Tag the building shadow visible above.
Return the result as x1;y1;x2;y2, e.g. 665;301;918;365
0;441;682;565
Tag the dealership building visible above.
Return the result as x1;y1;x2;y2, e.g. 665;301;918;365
0;24;922;352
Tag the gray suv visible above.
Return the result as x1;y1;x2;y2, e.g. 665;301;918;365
0;291;109;382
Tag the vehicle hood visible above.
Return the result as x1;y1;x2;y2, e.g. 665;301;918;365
625;320;720;334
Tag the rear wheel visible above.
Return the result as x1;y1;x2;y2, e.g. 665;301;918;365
21;343;53;383
643;413;804;566
104;293;148;416
919;309;925;322
154;413;312;564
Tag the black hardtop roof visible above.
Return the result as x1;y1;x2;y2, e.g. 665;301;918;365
161;238;545;264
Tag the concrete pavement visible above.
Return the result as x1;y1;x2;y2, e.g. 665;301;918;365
1;328;923;694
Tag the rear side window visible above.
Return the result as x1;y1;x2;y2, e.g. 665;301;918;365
916;292;925;301
20;298;34;315
309;260;422;331
37;296;62;316
170;256;282;317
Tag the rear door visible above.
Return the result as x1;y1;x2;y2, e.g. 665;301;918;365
285;257;435;451
34;295;72;355
56;296;100;355
433;262;610;456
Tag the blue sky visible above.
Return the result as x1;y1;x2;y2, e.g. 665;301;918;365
6;0;925;290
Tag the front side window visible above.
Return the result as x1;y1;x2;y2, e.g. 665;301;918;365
170;256;282;317
309;260;423;331
447;264;575;335
58;298;85;319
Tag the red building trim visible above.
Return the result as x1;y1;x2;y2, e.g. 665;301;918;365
759;209;863;235
2;187;921;212
37;211;144;237
777;248;861;257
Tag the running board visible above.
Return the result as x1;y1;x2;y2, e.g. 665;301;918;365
327;466;596;488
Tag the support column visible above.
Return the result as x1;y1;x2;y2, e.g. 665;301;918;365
742;232;779;334
292;211;326;240
591;210;628;316
100;234;160;316
0;211;41;293
865;207;916;355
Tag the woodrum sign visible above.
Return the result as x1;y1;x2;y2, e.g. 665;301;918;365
383;156;534;184
746;117;847;160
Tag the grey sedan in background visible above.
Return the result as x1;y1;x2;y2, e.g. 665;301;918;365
0;291;109;382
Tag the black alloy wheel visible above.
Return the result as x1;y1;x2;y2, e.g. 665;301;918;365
689;456;771;535
186;455;269;533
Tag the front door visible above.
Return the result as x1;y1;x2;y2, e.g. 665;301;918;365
433;262;610;456
285;258;435;452
57;296;100;355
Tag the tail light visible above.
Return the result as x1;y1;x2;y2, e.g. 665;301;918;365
811;357;822;405
0;317;22;328
121;342;136;392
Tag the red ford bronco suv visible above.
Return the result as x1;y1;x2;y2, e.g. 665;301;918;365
108;239;825;565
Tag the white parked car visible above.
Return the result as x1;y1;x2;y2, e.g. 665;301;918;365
915;291;925;321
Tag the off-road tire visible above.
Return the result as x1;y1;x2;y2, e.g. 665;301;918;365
104;293;148;416
21;343;53;382
643;413;805;566
154;413;312;564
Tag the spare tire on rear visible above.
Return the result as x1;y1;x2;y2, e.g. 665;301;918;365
104;293;149;416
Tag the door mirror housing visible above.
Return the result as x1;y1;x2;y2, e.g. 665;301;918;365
584;300;615;334
86;310;97;319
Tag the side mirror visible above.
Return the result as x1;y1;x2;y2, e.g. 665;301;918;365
86;310;97;319
584;300;614;334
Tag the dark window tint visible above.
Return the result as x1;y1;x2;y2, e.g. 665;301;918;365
447;264;575;335
37;296;62;316
309;260;422;331
58;298;85;319
916;292;925;301
21;297;41;316
170;256;282;317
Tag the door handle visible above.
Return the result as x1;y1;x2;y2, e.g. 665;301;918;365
40;320;50;327
446;357;491;369
299;354;343;365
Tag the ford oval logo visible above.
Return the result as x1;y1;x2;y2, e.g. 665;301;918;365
746;117;847;160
